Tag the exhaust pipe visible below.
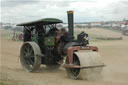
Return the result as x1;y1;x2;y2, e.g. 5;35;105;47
67;11;74;41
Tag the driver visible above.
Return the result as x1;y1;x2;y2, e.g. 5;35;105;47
47;27;59;36
56;28;68;42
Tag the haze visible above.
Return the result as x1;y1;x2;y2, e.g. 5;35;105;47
1;0;128;23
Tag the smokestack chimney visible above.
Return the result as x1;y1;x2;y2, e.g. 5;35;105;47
67;11;74;41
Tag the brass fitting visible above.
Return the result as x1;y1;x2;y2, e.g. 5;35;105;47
67;11;74;14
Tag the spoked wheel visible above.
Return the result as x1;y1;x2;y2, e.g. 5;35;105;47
20;42;42;72
65;53;80;79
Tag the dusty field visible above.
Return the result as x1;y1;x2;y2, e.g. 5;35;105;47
0;28;128;85
75;28;122;38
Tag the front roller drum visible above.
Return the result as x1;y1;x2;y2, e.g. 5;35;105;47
65;51;104;80
20;42;42;72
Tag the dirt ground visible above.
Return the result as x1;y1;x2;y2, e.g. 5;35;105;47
0;28;128;85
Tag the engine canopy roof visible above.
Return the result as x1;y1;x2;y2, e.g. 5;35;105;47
17;18;63;26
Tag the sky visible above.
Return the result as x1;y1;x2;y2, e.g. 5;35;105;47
1;0;128;23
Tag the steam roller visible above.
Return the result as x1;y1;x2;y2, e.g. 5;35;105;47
64;46;104;80
17;10;105;80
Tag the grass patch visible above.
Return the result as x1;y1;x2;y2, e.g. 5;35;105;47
98;27;122;33
0;81;7;85
0;29;13;38
0;75;18;85
0;29;22;40
0;73;31;85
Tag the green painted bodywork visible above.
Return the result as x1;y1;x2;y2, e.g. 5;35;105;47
44;37;55;46
31;34;38;43
17;18;63;26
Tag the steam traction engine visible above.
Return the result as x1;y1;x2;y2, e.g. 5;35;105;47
17;11;105;79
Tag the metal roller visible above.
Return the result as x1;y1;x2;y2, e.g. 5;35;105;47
65;50;104;80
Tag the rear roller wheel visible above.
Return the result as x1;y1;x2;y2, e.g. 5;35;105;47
20;42;42;72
